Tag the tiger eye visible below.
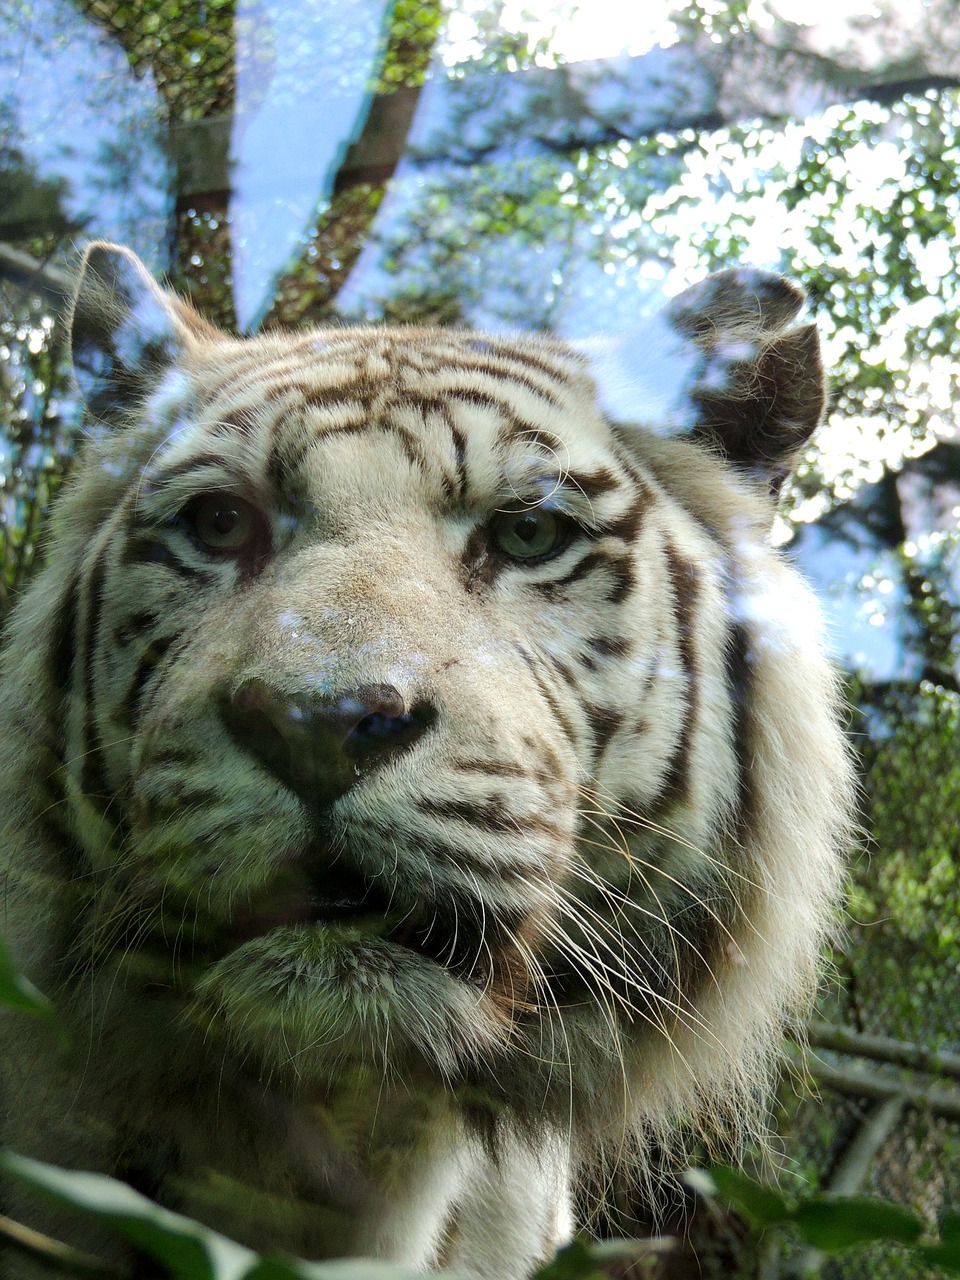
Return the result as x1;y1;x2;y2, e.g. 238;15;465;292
490;508;569;560
187;494;260;553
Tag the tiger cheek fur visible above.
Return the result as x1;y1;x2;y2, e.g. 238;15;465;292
0;244;853;1278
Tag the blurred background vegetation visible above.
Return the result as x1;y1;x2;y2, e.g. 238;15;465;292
1;0;959;1276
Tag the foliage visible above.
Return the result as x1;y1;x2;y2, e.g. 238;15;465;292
82;0;238;121
0;284;76;616
652;91;960;521
1;1152;432;1280
0;954;653;1277
376;0;443;90
708;1167;960;1273
830;681;960;1044
0;933;59;1027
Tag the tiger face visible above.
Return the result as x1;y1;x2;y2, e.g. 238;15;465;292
1;245;851;1266
86;320;641;1078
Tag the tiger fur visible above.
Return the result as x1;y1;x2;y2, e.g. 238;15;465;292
0;244;852;1278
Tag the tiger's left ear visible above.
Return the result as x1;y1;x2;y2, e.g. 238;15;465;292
585;268;825;499
70;242;219;424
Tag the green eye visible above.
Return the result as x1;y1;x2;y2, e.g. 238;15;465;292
490;508;570;561
185;494;262;554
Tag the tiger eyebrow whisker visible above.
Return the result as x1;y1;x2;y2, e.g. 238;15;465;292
132;419;196;510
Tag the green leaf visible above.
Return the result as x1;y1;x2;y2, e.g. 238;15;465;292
793;1196;924;1251
1;1151;256;1280
2;1152;454;1280
531;1237;665;1280
530;1238;611;1280
246;1260;438;1279
941;1212;960;1247
708;1167;791;1226
917;1243;960;1274
0;933;60;1027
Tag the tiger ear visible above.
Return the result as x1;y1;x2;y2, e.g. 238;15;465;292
69;243;217;422
664;269;825;496
586;268;825;498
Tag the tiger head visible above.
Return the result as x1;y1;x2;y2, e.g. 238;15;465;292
4;244;851;1160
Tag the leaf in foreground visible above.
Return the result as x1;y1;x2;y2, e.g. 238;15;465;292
917;1242;960;1274
0;933;59;1026
705;1167;791;1227
792;1196;925;1251
940;1212;960;1248
531;1236;672;1280
0;1152;436;1280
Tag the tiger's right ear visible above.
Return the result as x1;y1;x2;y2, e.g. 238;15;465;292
582;268;825;500
70;243;218;422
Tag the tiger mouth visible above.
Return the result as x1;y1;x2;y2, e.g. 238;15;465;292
226;864;472;976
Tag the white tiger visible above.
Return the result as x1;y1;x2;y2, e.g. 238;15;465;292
0;244;852;1278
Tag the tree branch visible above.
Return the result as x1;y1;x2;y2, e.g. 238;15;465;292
166;36;960;203
0;243;74;306
825;1095;908;1197
804;1057;960;1121
790;1095;907;1277
805;1022;960;1082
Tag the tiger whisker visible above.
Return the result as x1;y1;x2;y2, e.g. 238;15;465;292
570;830;742;985
568;821;731;991
546;868;740;1061
576;782;749;892
577;776;772;900
574;799;769;954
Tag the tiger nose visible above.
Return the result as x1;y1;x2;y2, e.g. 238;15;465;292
219;678;437;807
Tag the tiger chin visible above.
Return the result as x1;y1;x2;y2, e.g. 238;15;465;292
0;244;853;1278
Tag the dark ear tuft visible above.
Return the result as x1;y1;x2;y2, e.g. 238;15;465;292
664;269;825;496
69;243;213;423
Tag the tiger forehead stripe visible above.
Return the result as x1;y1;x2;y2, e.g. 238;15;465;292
187;333;592;497
378;329;583;385
205;378;373;427
195;339;387;418
142;451;243;488
197;353;364;405
390;336;576;426
499;437;639;515
397;352;568;407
